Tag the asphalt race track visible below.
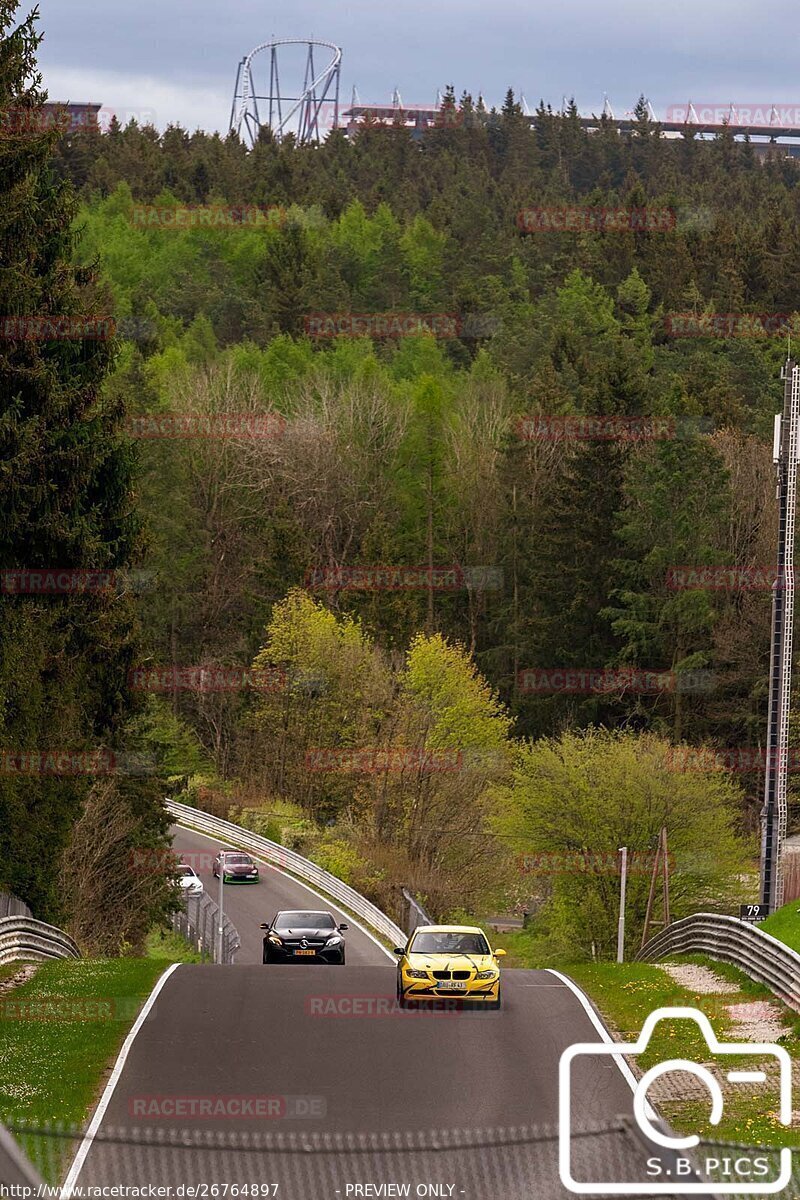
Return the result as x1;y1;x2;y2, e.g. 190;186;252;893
62;825;700;1199
170;826;388;966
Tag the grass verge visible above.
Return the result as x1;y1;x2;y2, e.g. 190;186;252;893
0;957;174;1131
145;926;204;962
475;921;796;1147
567;957;797;1148
760;899;800;953
0;945;193;1182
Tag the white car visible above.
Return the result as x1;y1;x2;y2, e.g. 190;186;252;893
174;863;203;897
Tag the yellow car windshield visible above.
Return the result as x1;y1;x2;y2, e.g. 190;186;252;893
409;933;490;955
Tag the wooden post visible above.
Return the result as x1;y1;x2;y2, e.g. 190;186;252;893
640;826;671;950
641;836;661;950
661;826;671;928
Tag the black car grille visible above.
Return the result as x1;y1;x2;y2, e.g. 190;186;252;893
432;969;472;980
452;970;470;980
283;938;326;948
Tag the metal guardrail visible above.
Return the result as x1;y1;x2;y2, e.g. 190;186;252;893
636;912;800;1011
0;916;81;964
171;890;240;964
0;891;32;919
0;1120;45;1188
167;799;407;948
401;887;433;933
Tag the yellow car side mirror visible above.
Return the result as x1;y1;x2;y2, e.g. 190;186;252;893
494;948;507;958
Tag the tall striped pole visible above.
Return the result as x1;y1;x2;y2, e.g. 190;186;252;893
760;358;799;911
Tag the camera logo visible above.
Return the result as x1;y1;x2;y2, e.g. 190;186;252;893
559;1007;792;1194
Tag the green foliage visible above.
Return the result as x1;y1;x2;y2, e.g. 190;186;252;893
246;598;516;914
127;697;216;781
59;771;178;956
605;436;732;740
308;834;367;886
249;590;392;819
501;728;751;959
29;53;800;935
401;631;513;752
0;3;155;921
61;121;788;782
233;800;315;849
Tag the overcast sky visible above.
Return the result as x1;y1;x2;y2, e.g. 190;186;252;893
31;0;800;135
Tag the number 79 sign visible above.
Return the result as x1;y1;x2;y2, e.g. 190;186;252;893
739;904;769;921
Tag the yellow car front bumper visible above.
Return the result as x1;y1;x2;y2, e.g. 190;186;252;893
399;974;500;1003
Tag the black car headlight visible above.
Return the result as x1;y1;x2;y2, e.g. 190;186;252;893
268;934;283;945
325;935;342;946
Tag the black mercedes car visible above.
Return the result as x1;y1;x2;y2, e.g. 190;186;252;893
260;910;348;964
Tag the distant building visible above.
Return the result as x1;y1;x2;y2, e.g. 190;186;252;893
748;141;800;161
41;102;102;133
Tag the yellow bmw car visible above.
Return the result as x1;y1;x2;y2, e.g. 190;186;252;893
394;924;506;1009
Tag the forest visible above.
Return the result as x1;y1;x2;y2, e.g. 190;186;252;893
2;4;795;956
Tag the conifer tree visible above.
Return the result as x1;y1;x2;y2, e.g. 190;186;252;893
0;1;155;917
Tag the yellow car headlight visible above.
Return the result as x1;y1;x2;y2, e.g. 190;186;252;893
475;969;498;980
405;968;429;979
